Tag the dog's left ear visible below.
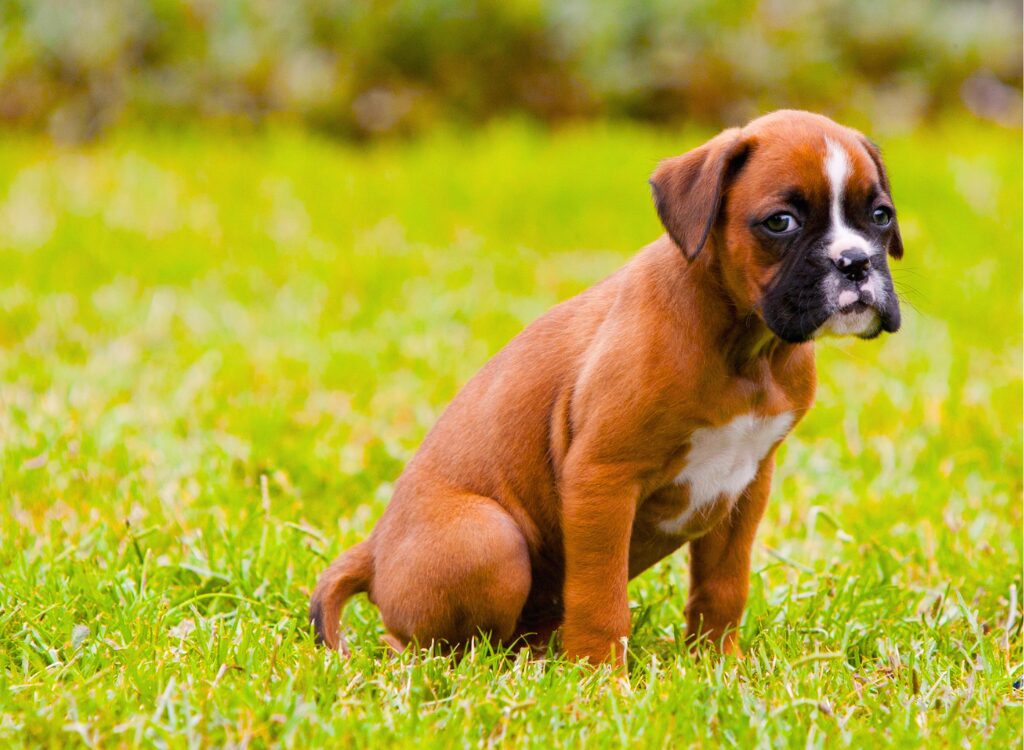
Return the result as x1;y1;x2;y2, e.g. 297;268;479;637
650;128;751;260
859;136;903;260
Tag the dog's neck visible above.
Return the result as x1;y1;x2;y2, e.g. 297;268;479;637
667;241;796;376
722;312;782;374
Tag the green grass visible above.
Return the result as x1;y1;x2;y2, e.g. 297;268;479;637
0;118;1020;748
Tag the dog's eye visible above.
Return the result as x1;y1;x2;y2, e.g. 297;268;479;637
763;213;799;234
871;207;893;227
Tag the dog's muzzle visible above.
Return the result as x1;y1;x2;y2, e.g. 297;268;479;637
760;248;900;343
821;249;900;339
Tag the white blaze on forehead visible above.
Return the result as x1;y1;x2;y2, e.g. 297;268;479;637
824;137;877;260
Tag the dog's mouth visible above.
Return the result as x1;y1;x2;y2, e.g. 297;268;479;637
761;280;901;343
837;300;869;315
817;301;883;339
816;278;902;340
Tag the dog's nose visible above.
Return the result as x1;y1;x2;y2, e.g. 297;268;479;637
833;248;870;282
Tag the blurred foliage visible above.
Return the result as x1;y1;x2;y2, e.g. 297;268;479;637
0;0;1020;142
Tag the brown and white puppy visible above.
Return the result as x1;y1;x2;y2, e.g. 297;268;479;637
310;110;903;664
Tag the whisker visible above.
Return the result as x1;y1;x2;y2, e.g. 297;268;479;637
893;279;927;305
895;290;924;317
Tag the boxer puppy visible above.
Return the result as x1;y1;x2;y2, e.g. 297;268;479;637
310;110;903;664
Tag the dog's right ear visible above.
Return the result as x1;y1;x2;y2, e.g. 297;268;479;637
650;128;750;260
858;135;903;260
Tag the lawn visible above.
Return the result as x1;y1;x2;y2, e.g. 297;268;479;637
0;118;1020;748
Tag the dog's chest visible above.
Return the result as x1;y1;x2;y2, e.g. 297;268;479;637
657;412;794;535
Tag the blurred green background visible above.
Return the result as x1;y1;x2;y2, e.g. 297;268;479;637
1;0;1021;141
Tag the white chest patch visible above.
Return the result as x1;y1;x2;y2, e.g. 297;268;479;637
658;412;794;535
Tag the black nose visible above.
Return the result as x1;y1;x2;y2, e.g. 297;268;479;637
834;248;870;282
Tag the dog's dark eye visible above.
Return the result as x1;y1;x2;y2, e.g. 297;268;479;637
871;207;893;227
763;212;799;234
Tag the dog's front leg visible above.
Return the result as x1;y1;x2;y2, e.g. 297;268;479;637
685;459;774;655
560;459;639;666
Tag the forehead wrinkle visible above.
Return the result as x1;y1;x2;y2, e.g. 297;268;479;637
750;187;810;217
777;186;807;203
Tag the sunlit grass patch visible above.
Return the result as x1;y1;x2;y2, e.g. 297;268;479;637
0;120;1020;747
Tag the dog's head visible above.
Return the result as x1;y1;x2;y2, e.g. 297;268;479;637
650;110;902;343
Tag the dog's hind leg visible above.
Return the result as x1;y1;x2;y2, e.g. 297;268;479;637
370;494;532;652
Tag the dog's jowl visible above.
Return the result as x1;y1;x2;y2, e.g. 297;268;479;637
310;110;903;665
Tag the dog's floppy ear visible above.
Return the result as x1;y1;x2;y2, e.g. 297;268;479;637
649;128;750;260
859;136;903;260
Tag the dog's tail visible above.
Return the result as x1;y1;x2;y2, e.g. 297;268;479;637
309;540;373;653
